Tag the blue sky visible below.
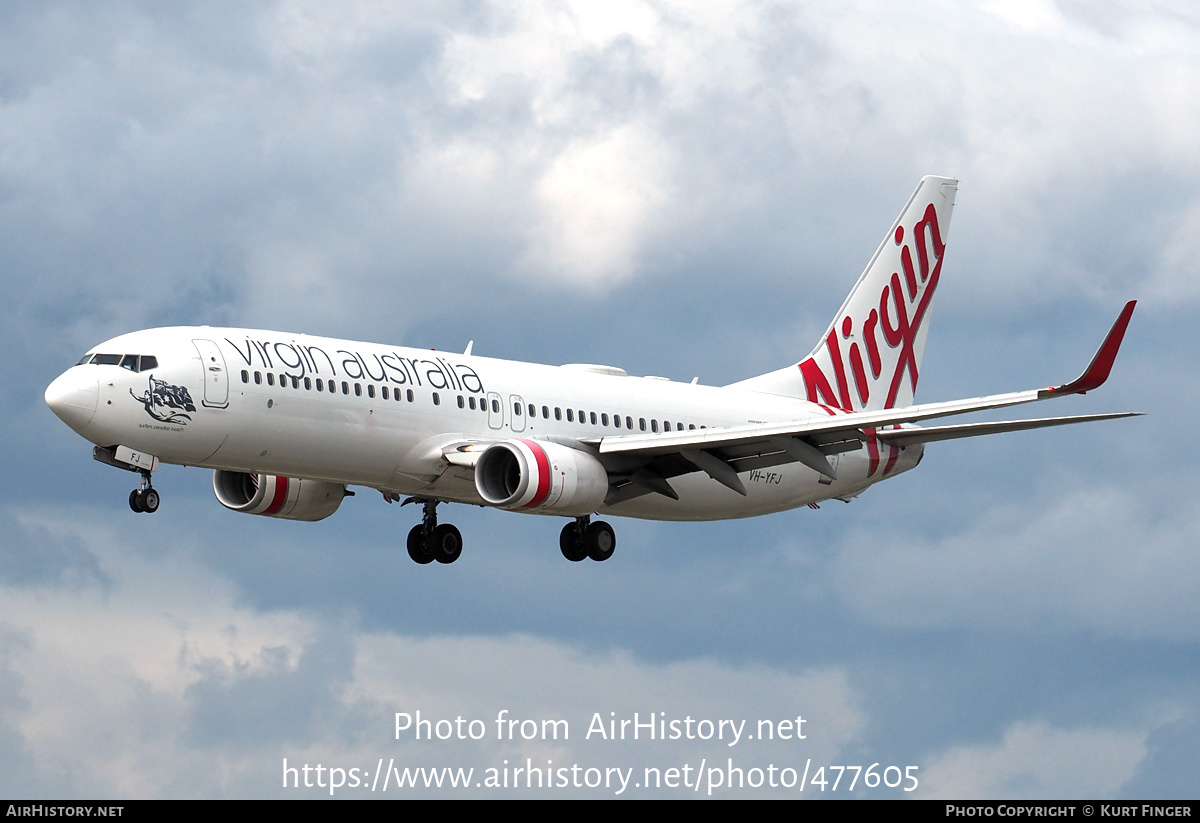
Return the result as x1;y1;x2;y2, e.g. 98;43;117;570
5;0;1199;798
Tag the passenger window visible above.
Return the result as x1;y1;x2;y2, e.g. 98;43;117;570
651;420;659;433
368;384;375;399
457;395;465;409
542;406;549;419
614;415;621;428
241;370;249;383
304;377;312;390
590;412;597;425
528;404;536;417
433;392;440;405
267;373;275;387
601;413;609;426
492;399;500;413
407;389;415;402
513;402;521;415
254;372;262;385
554;407;562;421
639;418;646;431
626;416;633;429
567;409;574;422
382;386;389;400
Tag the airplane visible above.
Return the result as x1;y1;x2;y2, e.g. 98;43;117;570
45;176;1137;566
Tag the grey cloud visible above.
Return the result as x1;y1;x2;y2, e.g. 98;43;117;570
7;0;1200;799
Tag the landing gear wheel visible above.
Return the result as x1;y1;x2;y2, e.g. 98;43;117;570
141;488;160;513
559;523;587;562
584;521;615;562
407;525;434;565
431;524;463;564
129;489;144;513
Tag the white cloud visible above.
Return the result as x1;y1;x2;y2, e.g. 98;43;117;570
0;506;864;797
917;720;1148;799
522;125;670;287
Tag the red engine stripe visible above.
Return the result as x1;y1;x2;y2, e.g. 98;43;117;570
518;440;551;509
264;476;289;515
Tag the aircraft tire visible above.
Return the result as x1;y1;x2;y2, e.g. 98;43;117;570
129;490;144;513
584;521;615;562
431;524;463;564
559;523;587;562
141;488;160;513
407;525;434;565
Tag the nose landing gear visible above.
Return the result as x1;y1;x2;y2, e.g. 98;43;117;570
127;470;160;513
92;447;161;514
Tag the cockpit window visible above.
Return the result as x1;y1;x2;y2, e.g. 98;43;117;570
84;353;159;372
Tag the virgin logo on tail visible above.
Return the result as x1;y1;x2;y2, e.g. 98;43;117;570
799;202;947;413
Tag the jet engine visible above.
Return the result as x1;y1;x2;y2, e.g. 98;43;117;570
212;470;345;521
474;439;609;515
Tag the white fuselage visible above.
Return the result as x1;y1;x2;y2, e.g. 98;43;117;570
47;326;919;522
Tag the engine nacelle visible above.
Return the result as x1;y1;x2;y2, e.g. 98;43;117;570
474;439;609;515
212;470;345;521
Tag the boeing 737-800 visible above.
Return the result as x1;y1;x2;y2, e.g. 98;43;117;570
45;176;1137;565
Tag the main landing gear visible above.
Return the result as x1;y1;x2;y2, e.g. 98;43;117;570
560;516;616;563
404;498;462;565
127;471;160;514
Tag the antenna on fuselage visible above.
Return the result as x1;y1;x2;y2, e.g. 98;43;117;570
463;340;474;356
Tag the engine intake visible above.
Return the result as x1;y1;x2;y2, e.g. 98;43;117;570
212;470;345;521
475;439;609;515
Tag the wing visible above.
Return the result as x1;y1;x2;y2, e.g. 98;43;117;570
591;301;1138;502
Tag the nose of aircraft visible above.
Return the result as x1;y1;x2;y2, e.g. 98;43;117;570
45;368;98;431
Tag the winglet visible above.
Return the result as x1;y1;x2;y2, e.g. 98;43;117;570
1040;300;1136;398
